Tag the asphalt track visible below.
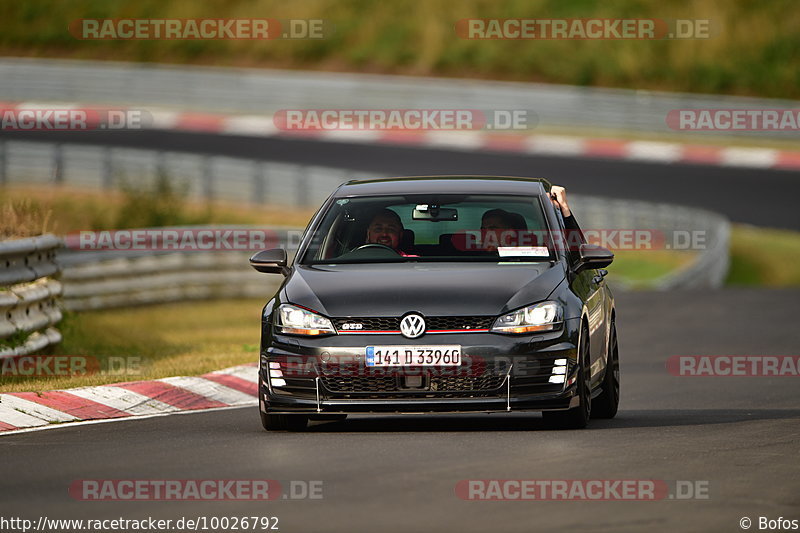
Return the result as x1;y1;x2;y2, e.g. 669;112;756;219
2;288;798;533
2;130;799;230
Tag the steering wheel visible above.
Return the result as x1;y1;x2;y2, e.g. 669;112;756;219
354;243;400;254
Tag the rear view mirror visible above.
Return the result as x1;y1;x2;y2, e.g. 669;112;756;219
412;204;458;221
250;248;288;275
575;244;614;271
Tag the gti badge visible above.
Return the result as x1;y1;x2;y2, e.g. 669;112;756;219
400;314;426;339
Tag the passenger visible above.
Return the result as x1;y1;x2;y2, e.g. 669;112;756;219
549;185;585;248
478;185;583;253
480;208;526;251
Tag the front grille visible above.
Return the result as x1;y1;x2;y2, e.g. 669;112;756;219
268;356;573;399
333;315;494;332
321;372;505;394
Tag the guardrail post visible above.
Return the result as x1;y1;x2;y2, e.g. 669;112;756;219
0;140;6;186
0;234;64;358
252;161;266;204
102;147;113;189
296;166;308;207
203;155;214;201
53;143;64;184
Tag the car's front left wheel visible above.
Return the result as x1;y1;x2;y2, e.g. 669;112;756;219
542;324;591;429
592;318;619;419
260;410;308;431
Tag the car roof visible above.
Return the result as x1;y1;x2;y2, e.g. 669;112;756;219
335;176;552;197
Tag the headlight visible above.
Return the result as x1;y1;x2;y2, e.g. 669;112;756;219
275;304;336;336
491;301;562;334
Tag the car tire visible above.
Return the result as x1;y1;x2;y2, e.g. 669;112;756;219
592;318;620;419
260;411;308;431
543;324;591;429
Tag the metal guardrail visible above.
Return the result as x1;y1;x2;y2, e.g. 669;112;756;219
569;197;730;289
59;250;282;311
0;57;798;138
1;140;371;208
0;235;63;358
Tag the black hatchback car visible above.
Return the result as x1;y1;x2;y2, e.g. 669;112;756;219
250;176;619;430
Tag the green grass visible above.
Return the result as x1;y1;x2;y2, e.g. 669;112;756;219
1;0;798;98
607;250;696;287
727;224;800;286
0;299;265;393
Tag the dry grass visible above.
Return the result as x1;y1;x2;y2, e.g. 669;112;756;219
0;184;316;236
0;196;54;239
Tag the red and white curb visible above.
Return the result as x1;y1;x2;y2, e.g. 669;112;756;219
0;363;258;435
3;101;800;171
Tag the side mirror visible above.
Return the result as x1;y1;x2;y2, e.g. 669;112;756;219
575;244;614;272
250;248;288;275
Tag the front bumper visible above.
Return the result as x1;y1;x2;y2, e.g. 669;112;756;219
260;326;580;415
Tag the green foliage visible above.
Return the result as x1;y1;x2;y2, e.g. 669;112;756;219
114;171;212;228
0;0;797;97
0;329;31;350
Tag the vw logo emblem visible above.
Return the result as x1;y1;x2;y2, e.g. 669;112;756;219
400;314;426;339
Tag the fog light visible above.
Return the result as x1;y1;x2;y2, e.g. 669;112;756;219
552;366;567;375
269;362;281;369
549;375;566;384
554;358;567;366
270;377;287;387
269;369;284;378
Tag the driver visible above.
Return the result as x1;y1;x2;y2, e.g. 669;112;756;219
364;209;416;256
366;209;404;249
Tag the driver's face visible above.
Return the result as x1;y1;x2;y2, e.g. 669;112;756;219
367;215;402;249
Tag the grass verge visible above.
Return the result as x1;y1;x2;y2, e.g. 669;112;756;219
0;184;316;238
726;224;800;286
606;250;697;288
0;299;264;393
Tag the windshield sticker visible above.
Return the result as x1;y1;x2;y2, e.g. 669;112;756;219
497;246;550;257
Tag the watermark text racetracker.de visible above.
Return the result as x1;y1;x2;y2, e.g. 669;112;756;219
446;228;707;252
456;18;714;39
0;355;142;378
69;18;331;40
666;355;800;377
667;109;800;131
273;109;537;131
455;479;710;500
0;107;149;131
67;228;292;252
69;479;323;501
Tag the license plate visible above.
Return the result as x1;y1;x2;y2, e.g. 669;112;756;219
366;346;461;367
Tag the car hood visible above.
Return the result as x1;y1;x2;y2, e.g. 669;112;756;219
283;262;565;317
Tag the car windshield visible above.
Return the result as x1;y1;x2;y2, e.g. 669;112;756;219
300;193;554;264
